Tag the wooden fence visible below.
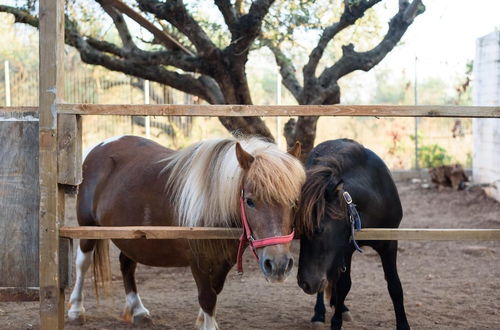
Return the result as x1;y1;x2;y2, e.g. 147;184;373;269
0;0;498;329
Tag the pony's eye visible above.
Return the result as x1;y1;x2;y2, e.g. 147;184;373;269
246;198;256;208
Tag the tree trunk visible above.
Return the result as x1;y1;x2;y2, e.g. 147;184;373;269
215;55;274;141
284;91;340;162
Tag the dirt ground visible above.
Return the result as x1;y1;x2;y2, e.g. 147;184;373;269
1;181;499;330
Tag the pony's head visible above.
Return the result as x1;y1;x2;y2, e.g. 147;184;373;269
295;141;365;294
295;162;350;294
164;137;305;282
235;139;305;282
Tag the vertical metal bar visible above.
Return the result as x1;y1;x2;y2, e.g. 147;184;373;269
144;80;150;138
276;69;282;148
39;0;65;328
414;56;419;169
4;61;10;106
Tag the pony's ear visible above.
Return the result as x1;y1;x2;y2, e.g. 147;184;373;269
235;142;255;170
325;181;343;202
288;141;301;159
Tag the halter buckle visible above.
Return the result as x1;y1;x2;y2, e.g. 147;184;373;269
343;191;353;204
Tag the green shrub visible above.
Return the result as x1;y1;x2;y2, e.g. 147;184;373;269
418;144;452;168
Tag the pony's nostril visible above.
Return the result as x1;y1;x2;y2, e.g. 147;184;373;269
263;258;274;275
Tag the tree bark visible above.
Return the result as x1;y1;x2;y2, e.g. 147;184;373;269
284;90;340;162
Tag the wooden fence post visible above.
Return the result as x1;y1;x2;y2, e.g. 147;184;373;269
39;0;65;328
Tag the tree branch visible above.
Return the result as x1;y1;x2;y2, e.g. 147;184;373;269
97;0;137;51
86;37;124;57
214;0;238;34
75;34;203;74
137;0;218;57
264;40;302;100
302;0;381;88
0;5;38;28
77;45;219;103
319;0;425;87
102;0;194;56
0;5;218;104
229;0;275;56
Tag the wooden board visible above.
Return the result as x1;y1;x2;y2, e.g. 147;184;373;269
354;228;500;241
0;118;39;289
57;104;500;117
2;105;500;118
57;114;82;185
60;226;242;239
39;0;65;328
59;226;500;241
0;287;39;302
0;106;38;113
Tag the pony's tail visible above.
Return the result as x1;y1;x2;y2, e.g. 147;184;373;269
92;239;111;301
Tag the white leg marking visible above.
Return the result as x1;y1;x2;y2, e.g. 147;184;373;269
68;246;92;322
195;308;204;328
124;292;150;322
195;308;218;330
202;311;218;330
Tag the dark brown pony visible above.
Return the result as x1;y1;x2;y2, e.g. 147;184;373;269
296;139;409;330
67;135;304;329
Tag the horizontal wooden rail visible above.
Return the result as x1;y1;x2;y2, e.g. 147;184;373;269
0;106;38;114
60;226;242;239
355;228;500;241
2;104;499;118
60;226;500;241
56;104;499;117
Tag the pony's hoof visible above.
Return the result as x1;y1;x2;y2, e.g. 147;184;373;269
67;313;85;325
133;313;153;326
311;321;325;329
342;311;353;322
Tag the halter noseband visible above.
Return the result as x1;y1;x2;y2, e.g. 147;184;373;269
236;189;295;274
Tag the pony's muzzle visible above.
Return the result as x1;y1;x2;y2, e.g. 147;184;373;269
297;276;326;295
259;248;294;282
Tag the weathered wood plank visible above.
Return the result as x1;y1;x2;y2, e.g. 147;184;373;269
0;119;39;289
355;228;500;241
0;106;38;113
0;288;39;302
60;226;242;240
57;115;82;185
39;0;64;328
59;227;500;241
2;105;500;118
57;104;500;118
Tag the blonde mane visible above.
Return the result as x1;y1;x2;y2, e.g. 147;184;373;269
162;137;305;228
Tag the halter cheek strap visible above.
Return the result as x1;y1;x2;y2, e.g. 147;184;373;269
342;190;363;253
236;192;295;274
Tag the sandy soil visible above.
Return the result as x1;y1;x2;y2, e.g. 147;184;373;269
1;181;499;330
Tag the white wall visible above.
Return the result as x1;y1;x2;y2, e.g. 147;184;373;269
473;31;500;201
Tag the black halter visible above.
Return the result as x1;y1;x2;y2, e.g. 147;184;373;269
327;177;363;253
341;190;363;253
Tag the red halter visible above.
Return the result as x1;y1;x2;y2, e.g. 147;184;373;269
236;190;295;274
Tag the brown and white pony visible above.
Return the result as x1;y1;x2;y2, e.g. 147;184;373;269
68;135;305;329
